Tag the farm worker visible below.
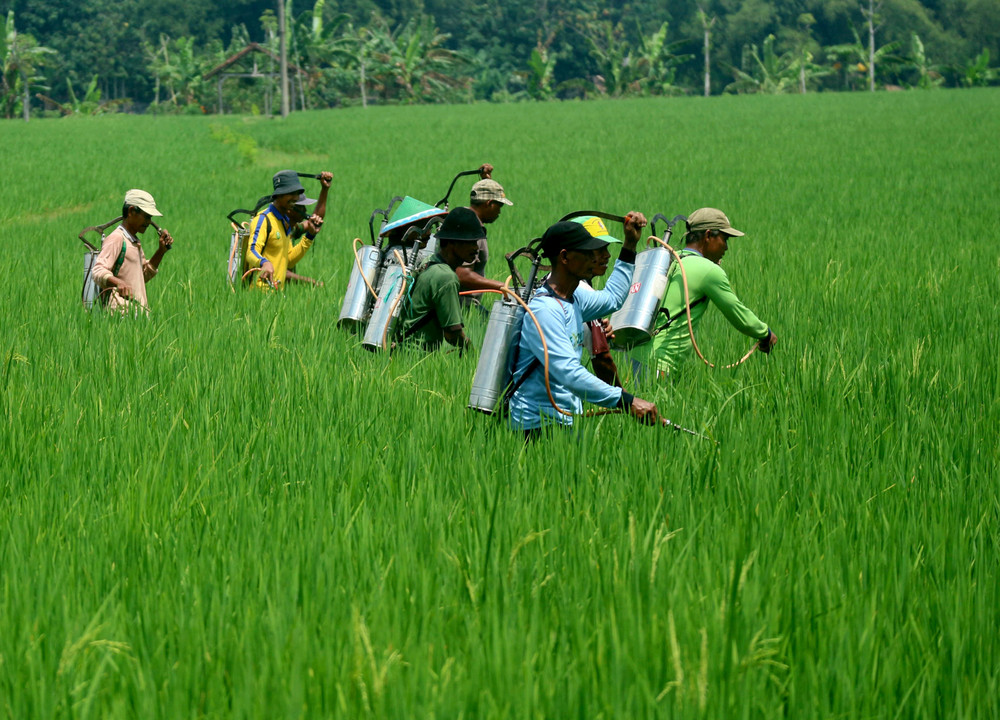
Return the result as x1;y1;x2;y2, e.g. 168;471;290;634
508;213;659;438
457;163;511;303
286;170;333;286
399;207;484;352
633;208;776;377
246;170;318;289
570;216;625;387
91;189;173;314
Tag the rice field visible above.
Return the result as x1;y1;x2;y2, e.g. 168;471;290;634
1;89;999;718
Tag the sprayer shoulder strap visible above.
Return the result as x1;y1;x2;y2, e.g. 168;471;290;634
112;239;127;276
402;308;438;339
655;295;709;332
510;358;541;395
401;257;448;340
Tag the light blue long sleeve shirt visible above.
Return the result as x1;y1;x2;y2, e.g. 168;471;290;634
509;259;634;430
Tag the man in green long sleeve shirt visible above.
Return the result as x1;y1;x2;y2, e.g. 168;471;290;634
635;208;776;376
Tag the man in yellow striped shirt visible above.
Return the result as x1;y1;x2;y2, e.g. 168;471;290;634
245;170;316;289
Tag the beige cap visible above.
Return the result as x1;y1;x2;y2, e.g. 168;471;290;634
470;179;513;206
124;189;163;217
687;208;742;236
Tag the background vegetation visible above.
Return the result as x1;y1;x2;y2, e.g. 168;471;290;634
2;89;999;717
1;0;999;118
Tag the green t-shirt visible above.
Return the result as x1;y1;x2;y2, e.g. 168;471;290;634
400;254;463;348
632;250;768;374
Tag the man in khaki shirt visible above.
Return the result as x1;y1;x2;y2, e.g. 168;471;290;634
91;189;173;313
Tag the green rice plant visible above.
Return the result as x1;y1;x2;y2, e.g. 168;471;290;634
1;89;998;718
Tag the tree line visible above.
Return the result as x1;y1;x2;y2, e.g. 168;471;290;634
2;0;998;119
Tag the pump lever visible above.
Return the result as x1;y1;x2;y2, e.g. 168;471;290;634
650;213;687;239
435;169;485;209
557;210;626;225
505;240;543;297
368;196;405;244
227;209;253;225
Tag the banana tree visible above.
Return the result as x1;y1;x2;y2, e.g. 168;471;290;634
724;35;797;94
960;49;997;88
827;25;904;91
632;21;692;96
908;33;943;89
367;14;468;104
2;11;56;120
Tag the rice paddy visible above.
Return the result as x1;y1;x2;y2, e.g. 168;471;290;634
1;89;998;718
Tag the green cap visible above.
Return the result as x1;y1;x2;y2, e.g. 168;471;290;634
686;208;744;237
571;215;622;244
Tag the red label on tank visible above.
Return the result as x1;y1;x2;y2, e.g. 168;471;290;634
629;282;641;294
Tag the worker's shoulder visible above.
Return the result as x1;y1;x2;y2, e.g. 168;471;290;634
682;254;726;280
526;293;569;319
420;261;458;282
251;206;280;227
416;262;459;294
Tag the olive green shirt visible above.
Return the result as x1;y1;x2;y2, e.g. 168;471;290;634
400;254;463;348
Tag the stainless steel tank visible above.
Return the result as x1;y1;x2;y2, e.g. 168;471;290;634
338;244;382;328
361;262;407;351
468;297;524;414
82;251;100;309
608;246;672;348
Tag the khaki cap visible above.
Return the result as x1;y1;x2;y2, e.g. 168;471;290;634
687;208;743;237
124;189;163;217
470;179;513;206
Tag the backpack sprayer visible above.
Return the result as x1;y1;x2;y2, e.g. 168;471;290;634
337;168;485;349
613;213;760;369
226;207;253;287
226;171;324;288
467;238;545;414
360;220;444;351
606;213;686;348
467;211;712;440
79;216;162;309
469;209;640;416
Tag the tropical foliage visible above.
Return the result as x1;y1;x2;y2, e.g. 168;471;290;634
0;0;998;118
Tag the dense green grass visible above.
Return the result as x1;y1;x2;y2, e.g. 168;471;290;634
2;90;999;718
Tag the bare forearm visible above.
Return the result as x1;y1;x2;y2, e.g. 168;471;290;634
314;185;329;220
456;267;504;292
148;247;168;270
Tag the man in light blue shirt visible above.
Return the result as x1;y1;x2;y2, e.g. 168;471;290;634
509;213;659;437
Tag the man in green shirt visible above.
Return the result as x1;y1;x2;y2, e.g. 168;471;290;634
399;207;484;351
636;207;776;376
